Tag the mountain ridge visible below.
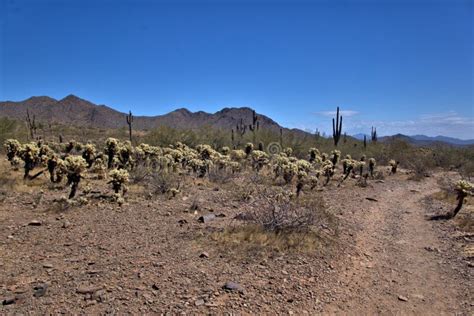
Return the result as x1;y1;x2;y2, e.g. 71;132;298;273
1;95;472;146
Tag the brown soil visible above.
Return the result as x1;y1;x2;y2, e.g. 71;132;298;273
0;164;472;314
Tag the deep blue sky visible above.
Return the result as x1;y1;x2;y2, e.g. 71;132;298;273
1;0;473;138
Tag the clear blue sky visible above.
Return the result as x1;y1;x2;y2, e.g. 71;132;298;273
1;0;473;138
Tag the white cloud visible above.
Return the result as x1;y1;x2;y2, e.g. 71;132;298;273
314;110;359;117
291;111;474;140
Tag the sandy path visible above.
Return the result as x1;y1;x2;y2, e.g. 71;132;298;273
323;176;472;314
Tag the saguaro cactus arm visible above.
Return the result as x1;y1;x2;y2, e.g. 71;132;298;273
332;107;343;146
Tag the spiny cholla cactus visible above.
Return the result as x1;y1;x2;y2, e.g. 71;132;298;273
283;147;293;157
449;180;473;219
283;162;298;184
322;160;334;185
108;169;129;195
389;159;399;174
358;161;366;176
64;156;88;199
105;138;120;169
221;146;230;156
82;144;96;167
296;170;308;197
251;150;269;172
368;158;376;177
330;150;341;165
308;148;320;163
19;142;39;179
321;153;328;162
118;141;134;169
296;159;312;173
341;158;355;178
244;143;254;156
230;149;246;162
65;140;76;153
4;139;21;163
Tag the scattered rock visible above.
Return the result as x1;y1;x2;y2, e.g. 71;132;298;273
62;221;71;228
28;220;42;226
43;263;54;269
223;282;244;293
398;295;408;302
76;286;103;295
198;214;216;223
365;197;378;202
2;297;16;305
199;252;210;258
215;213;226;218
178;219;188;226
424;246;441;253
234;213;254;221
152;284;159;291
33;283;48;297
195;299;205;306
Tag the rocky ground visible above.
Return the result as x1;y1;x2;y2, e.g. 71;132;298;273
0;161;472;314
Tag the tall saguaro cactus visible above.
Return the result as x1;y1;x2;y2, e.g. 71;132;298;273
249;110;260;144
332;107;343;146
126;111;134;143
371;126;377;143
236;118;247;146
26;109;37;140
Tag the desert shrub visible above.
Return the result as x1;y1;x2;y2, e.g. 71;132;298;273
149;171;181;197
248;189;324;233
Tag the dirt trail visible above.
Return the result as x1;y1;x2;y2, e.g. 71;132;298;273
324;176;472;314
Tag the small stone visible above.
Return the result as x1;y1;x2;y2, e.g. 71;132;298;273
199;252;209;259
62;221;71;228
195;299;205;306
43;263;54;269
152;284;159;291
33;283;48;297
198;214;216;223
2;297;16;305
223;282;244;293
76;286;103;295
28;220;42;226
398;295;408;302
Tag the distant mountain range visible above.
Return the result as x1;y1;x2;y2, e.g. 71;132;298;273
1;95;472;147
352;133;474;146
0;94;307;137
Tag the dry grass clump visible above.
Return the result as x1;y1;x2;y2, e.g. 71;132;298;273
212;186;335;254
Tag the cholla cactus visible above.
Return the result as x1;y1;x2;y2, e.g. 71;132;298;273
104;138;120;169
91;155;107;179
321;153;328;162
230;149;246;162
19;142;39;179
330;150;341;165
283;162;298;184
322;160;334;186
368;158;376;177
449;180;473;219
65;140;76;153
64;156;88;199
309;175;319;190
283;147;293;157
244;143;254;156
108;169;129;195
251;150;269;172
221;146;230;155
308;148;320;163
389;159;398;174
118;141;134;168
4;139;21;163
358;161;366;176
296;170;308;197
296;159;312;173
82;144;96;167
